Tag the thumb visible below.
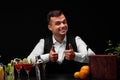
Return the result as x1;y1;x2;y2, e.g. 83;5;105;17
51;45;55;52
69;43;73;50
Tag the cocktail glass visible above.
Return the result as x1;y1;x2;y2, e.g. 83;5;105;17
22;63;33;80
14;62;22;80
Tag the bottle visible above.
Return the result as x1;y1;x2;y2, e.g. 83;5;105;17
35;56;41;80
4;60;14;80
0;63;4;80
35;56;46;80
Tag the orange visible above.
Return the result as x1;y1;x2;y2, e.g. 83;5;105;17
79;65;90;79
80;65;89;71
74;71;80;78
79;70;89;79
79;71;87;79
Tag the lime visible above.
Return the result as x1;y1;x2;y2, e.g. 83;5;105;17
23;58;28;63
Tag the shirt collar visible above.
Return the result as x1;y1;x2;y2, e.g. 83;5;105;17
52;35;67;44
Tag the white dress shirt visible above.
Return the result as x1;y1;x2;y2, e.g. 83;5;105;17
27;35;95;64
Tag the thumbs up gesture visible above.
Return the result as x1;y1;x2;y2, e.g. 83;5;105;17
49;45;58;62
64;43;75;60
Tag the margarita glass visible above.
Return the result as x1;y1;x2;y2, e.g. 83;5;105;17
22;63;33;80
13;58;22;80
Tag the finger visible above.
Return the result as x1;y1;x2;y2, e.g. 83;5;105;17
64;51;69;58
64;50;70;53
69;43;73;50
51;45;55;52
52;53;58;57
51;55;58;62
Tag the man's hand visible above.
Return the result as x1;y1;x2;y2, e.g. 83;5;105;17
49;45;58;62
64;43;75;60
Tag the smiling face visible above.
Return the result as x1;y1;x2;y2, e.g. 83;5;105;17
48;14;68;37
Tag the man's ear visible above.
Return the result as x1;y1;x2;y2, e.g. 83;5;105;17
48;25;52;31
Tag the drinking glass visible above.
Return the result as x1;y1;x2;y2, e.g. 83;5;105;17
14;58;22;80
23;63;33;80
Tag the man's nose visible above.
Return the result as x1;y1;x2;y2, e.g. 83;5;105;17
60;22;65;27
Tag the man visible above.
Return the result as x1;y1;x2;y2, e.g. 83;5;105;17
27;10;95;73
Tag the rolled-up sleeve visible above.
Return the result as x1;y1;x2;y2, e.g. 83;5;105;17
27;39;49;63
74;36;95;63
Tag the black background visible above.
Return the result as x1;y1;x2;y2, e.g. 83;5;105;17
0;1;119;64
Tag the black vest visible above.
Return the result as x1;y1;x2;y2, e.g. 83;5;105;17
44;35;87;74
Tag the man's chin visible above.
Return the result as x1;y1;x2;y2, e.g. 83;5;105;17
59;33;66;36
60;31;67;35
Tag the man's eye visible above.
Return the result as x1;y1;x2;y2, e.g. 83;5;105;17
55;22;61;25
55;20;67;25
63;21;67;24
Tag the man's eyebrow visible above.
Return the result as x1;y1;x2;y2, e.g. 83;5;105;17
56;19;66;23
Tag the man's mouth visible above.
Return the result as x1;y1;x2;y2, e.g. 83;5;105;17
59;29;66;33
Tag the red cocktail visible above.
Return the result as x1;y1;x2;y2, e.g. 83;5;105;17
14;64;22;72
23;63;33;80
13;58;23;80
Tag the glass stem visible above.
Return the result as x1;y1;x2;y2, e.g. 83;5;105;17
17;71;21;80
27;71;30;80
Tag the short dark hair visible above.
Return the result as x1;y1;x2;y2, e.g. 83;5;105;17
47;10;63;24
